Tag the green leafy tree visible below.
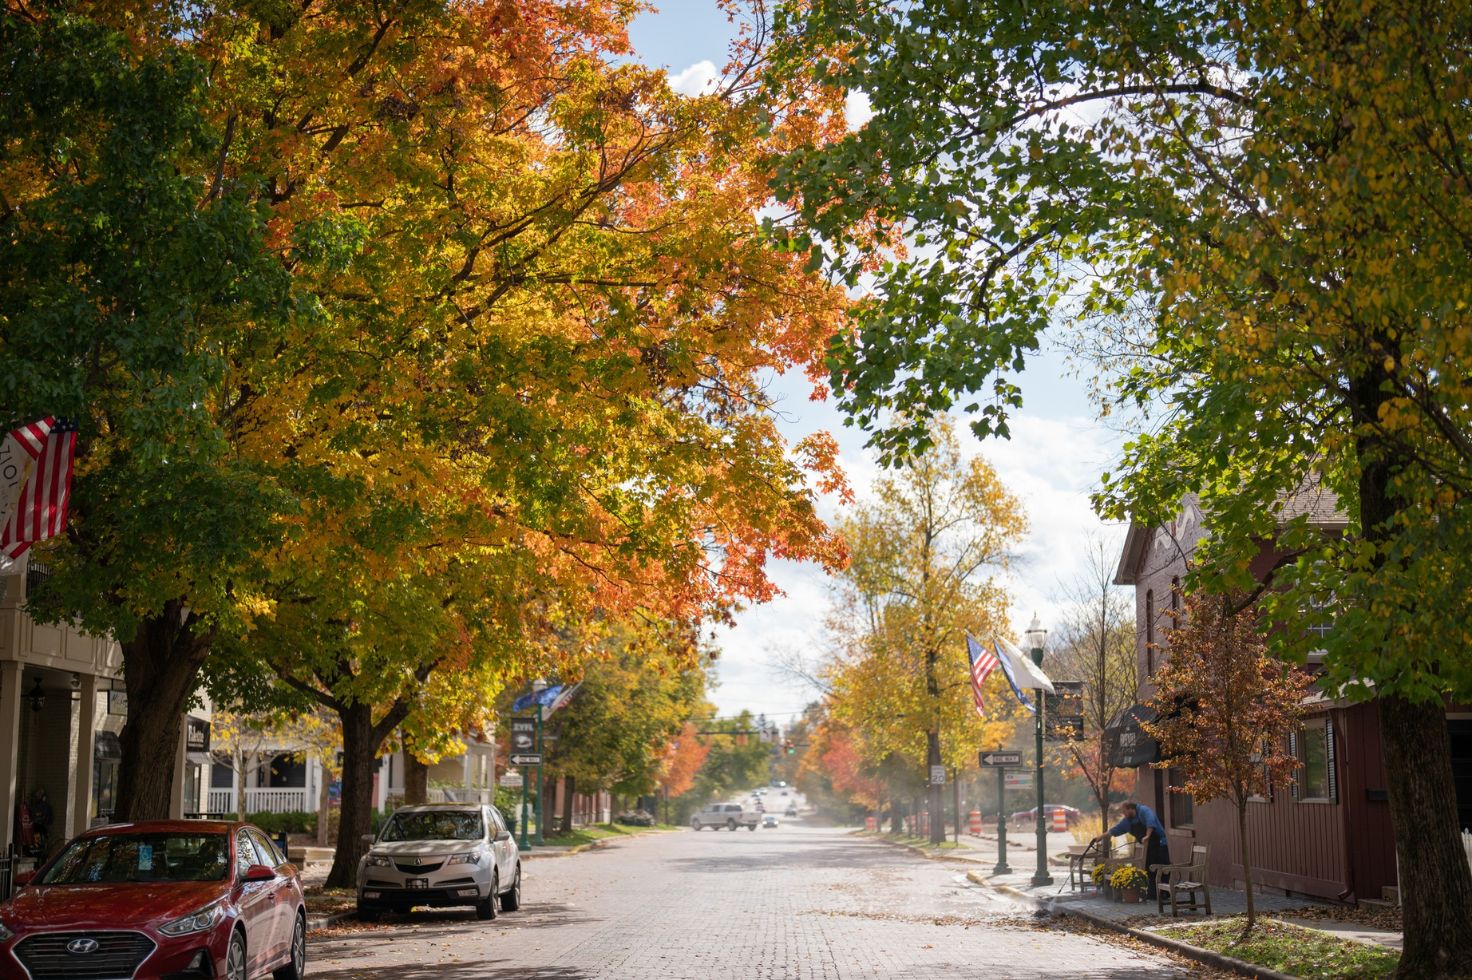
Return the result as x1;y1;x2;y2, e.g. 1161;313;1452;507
0;13;291;820
542;622;709;820
772;2;1472;969
686;710;773;812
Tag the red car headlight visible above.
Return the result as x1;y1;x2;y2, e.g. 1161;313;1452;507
158;901;226;937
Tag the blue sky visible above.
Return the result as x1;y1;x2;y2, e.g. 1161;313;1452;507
628;3;1129;724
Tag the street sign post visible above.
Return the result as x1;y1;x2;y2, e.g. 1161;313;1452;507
979;750;1023;768
510;753;542;767
1003;771;1034;789
499;770;523;788
1045;681;1085;741
510;717;536;752
929;765;945;786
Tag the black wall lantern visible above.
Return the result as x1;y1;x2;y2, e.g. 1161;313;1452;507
27;677;46;712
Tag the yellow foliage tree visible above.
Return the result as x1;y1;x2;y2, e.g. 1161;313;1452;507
823;418;1024;843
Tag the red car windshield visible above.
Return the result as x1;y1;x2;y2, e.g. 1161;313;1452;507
39;833;229;884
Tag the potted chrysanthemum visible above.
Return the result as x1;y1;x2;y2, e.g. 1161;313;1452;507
1089;862;1112;898
1109;865;1149;903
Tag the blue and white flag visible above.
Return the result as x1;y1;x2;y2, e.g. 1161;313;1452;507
992;638;1035;714
997;635;1056;695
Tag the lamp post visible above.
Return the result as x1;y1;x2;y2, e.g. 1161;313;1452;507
1027;615;1053;887
532;678;547;846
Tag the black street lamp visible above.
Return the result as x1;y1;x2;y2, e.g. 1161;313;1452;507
1026;615;1053;887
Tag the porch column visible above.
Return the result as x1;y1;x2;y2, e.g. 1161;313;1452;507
0;660;22;852
71;674;98;836
463;749;473;788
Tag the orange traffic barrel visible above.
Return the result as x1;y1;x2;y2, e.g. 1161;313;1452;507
1052;807;1068;832
865;816;877;831
968;810;982;836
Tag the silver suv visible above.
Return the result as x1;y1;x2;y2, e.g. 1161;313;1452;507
357;803;522;921
691;803;757;831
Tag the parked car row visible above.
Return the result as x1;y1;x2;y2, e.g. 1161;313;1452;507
0;800;528;979
0;819;307;980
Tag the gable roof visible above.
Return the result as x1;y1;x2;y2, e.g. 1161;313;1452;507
1112;479;1348;586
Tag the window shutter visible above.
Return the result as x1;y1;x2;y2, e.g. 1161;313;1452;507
1326;717;1338;802
1288;732;1299;800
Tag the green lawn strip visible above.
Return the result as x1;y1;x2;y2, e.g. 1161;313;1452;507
1153;916;1399;979
542;822;677;847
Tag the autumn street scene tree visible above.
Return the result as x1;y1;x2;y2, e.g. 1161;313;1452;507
0;1;1457;978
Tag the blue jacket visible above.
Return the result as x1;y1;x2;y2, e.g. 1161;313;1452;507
1107;803;1167;841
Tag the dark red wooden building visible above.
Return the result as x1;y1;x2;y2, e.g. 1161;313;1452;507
1109;488;1468;906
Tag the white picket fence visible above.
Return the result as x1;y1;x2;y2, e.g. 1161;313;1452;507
205;788;309;815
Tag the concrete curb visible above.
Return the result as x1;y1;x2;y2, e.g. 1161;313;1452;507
964;870;1298;980
305;909;356;931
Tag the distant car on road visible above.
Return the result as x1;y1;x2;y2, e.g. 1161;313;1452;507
0;820;307;980
357;803;522;922
761;814;779;828
691;803;759;831
1009;804;1083;830
784;804;798;817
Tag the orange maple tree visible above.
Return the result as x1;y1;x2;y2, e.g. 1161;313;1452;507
1145;592;1311;932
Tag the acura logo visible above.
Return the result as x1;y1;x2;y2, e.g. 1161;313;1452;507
66;938;99;955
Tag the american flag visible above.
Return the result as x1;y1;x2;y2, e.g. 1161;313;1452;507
966;634;1000;718
0;417;78;568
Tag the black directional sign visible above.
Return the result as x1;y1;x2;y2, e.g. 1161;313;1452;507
510;753;542;767
979;750;1023;768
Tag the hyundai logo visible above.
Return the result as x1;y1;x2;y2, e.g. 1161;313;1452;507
66;938;100;955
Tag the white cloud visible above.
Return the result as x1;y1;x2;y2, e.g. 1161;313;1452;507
668;60;719;97
711;377;1131;721
844;90;874;130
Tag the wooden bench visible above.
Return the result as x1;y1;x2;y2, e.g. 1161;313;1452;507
1155;843;1212;915
1067;840;1110;892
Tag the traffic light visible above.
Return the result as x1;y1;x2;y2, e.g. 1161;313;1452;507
784;739;795;756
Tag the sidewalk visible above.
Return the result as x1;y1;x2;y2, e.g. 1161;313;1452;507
863;828;1403;973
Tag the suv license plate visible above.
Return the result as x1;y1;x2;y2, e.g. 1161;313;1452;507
407;878;429;889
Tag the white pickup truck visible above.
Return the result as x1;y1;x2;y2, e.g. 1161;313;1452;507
690;802;758;831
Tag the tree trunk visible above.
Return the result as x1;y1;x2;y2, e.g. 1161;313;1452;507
115;603;210;821
1381;696;1472;977
404;751;428;805
1237;800;1255;932
561;774;575;834
326;702;377;888
890;794;902;834
1350;359;1472;977
316;758;331;847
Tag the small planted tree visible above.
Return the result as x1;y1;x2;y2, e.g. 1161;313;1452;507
1145;592;1311;933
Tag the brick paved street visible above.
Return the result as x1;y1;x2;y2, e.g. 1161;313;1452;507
307;822;1205;979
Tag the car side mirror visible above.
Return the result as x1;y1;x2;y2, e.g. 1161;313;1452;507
495;830;512;842
360;833;376;844
242;864;277;883
14;870;35;887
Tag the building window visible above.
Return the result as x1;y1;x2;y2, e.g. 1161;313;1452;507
1305;590;1335;644
1167;767;1194;826
1145;589;1156;675
1297;716;1336;801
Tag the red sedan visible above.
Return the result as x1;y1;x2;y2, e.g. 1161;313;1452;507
0;820;305;980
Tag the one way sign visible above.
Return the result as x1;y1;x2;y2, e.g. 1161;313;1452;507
979;750;1023;767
